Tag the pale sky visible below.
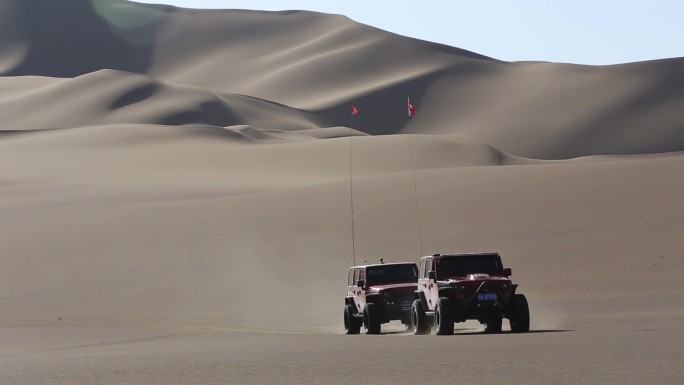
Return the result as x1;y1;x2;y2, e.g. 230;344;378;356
136;0;683;65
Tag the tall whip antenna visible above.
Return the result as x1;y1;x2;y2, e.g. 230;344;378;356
350;135;357;265
408;97;424;257
350;103;359;265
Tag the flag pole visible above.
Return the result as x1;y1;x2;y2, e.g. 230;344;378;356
408;97;424;257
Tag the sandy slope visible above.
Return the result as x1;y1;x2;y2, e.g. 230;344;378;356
2;127;683;383
2;0;683;158
0;70;330;131
2;128;683;324
1;0;683;383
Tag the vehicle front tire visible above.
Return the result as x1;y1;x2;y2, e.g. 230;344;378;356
344;304;361;334
435;297;454;335
411;299;431;335
484;315;503;333
363;303;381;335
509;294;530;333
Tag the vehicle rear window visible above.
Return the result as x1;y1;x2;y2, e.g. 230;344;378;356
366;264;418;285
435;256;502;279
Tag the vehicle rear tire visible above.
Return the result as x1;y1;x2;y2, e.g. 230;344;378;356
484;315;503;333
435;297;454;335
411;299;431;335
344;304;361;334
363;303;381;334
509;294;530;333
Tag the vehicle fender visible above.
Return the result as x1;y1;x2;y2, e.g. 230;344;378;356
345;296;357;309
438;287;456;299
415;291;429;307
503;285;520;317
365;294;381;305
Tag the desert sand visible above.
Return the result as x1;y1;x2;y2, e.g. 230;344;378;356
1;0;683;384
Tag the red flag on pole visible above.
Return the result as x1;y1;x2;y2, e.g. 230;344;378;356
408;97;417;118
351;104;359;116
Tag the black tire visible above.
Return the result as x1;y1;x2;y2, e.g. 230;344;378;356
484;315;503;333
435;297;454;335
344;304;360;334
363;303;381;334
411;299;431;335
509;294;530;333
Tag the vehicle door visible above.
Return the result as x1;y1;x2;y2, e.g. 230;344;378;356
426;258;441;311
420;259;438;311
418;259;428;306
351;268;366;313
347;269;355;297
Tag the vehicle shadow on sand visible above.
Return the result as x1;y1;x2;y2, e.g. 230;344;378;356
453;329;575;336
375;328;574;336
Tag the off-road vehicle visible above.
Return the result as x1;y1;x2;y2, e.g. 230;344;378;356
411;253;530;335
344;262;418;334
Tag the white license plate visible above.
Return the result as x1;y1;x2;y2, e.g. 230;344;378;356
477;293;497;301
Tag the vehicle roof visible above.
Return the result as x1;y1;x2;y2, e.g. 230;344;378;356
420;252;500;260
349;262;417;269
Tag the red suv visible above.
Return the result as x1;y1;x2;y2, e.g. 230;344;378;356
411;253;530;335
344;262;418;334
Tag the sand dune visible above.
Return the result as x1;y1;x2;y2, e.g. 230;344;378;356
3;0;683;158
1;0;683;383
0;70;330;131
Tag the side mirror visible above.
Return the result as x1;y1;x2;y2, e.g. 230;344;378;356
428;271;436;280
356;279;365;288
504;268;512;277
